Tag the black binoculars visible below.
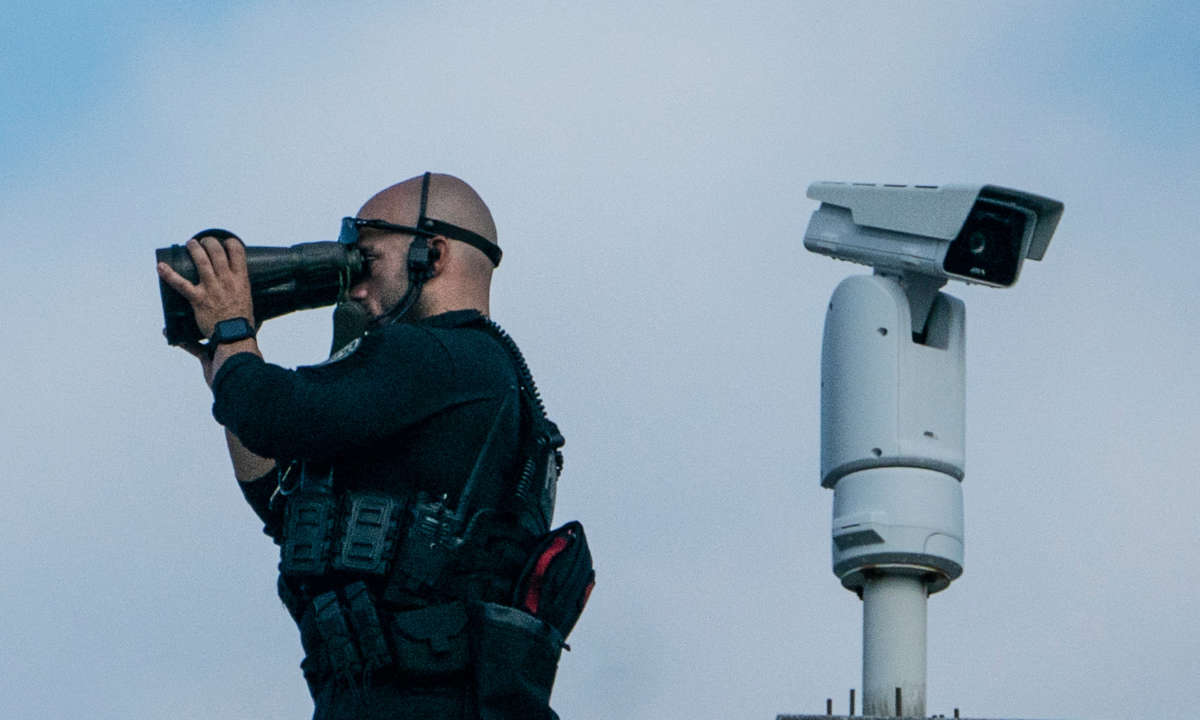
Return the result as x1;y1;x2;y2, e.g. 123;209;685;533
156;232;364;345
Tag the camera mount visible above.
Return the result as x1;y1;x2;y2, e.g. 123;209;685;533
804;181;1063;717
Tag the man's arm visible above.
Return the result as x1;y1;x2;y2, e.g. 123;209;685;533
208;328;481;461
226;427;280;529
157;235;276;481
225;428;277;483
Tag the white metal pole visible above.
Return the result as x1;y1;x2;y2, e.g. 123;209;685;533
862;573;928;717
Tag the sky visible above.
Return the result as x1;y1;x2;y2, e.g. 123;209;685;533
2;2;1198;719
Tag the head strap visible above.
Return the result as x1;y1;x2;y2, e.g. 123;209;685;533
420;217;502;267
418;171;432;222
417;171;502;267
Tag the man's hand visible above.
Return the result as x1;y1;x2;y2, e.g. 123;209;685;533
157;235;256;337
157;235;260;385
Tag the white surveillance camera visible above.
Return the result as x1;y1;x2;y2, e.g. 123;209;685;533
804;182;1064;287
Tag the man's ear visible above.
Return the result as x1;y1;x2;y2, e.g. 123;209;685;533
429;236;448;273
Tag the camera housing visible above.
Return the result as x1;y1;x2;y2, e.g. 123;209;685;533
804;182;1063;288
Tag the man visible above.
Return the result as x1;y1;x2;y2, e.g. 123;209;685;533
158;173;581;719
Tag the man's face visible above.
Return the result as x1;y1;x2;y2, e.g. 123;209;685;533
348;228;412;319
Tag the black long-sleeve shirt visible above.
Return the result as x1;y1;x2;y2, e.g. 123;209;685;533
211;310;520;507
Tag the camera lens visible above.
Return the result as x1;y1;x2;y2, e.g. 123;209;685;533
943;200;1027;286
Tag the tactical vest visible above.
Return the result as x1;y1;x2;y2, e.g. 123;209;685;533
270;318;561;608
263;319;589;720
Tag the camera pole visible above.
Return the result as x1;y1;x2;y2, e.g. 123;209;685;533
819;271;967;718
862;573;927;715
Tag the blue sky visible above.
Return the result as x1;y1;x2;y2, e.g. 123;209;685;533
3;3;1199;719
2;3;228;177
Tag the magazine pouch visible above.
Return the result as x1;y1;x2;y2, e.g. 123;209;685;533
470;601;563;720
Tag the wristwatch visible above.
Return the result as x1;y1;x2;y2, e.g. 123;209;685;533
209;317;256;346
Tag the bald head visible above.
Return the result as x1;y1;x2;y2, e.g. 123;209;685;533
359;173;497;247
354;173;499;318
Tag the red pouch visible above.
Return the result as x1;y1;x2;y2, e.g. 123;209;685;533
513;520;594;639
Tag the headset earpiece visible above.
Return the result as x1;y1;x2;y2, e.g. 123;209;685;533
375;172;452;326
407;236;440;280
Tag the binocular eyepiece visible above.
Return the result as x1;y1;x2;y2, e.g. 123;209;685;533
156;232;364;345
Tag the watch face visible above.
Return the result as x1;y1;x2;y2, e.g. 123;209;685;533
212;317;254;343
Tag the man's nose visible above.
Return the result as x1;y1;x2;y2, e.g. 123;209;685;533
349;281;368;300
